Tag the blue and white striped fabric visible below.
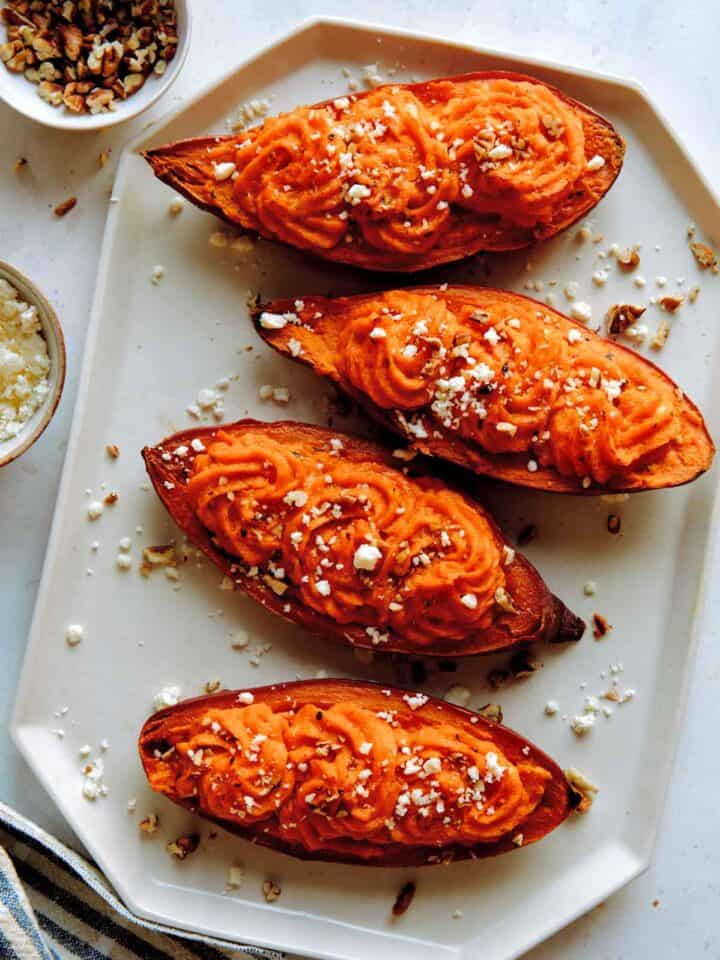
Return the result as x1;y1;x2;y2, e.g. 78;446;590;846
0;801;283;960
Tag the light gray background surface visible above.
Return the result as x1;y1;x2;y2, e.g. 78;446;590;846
1;2;717;956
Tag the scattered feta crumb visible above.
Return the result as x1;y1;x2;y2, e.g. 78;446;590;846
65;624;84;647
544;700;559;716
151;265;165;285
583;580;597;596
570;713;595;736
168;196;185;215
570;301;592;324
153;685;182;711
87;501;104;521
231;630;249;649
116;553;132;571
592;270;609;286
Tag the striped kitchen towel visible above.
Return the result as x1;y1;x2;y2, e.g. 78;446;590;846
0;801;283;960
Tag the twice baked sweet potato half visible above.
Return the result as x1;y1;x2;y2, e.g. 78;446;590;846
143;71;624;272
142;420;584;656
255;287;714;493
139;679;577;866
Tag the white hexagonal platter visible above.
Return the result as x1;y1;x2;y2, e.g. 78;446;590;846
12;17;720;960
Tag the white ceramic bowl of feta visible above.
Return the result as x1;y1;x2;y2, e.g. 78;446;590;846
0;0;191;131
0;262;66;468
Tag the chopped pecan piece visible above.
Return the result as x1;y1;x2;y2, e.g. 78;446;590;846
54;195;77;217
565;767;599;814
605;303;646;337
166;833;200;860
392;881;416;916
690;242;717;270
592;613;611;639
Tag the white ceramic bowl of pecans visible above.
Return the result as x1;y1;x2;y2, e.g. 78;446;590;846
0;0;191;130
0;261;66;468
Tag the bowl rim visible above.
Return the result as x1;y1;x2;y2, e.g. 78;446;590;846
0;0;192;132
0;260;66;468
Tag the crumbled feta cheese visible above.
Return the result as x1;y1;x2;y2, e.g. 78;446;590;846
259;312;289;330
153;685;182;711
592;269;609;286
237;691;254;704
288;338;302;357
316;579;331;596
227;865;244;889
564;282;579;300
65;623;84;647
570;713;595;736
284;489;308;508
347;183;372;204
353;543;382;571
87;500;104;521
212;161;237;181
403;693;429;711
586;155;606;171
190;437;206;453
359;741;373;755
567;328;584;344
460;593;478;609
369;326;387;339
570;301;592;324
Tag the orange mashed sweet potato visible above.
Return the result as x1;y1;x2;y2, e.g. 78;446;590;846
204;77;586;255
259;288;697;488
185;428;505;647
145;698;549;855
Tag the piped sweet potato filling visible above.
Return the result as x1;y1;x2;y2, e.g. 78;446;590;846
203;77;586;255
263;290;696;487
185;428;505;647
144;700;549;854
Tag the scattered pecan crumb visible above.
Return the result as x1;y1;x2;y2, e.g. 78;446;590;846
487;668;509;690
690;242;717;270
602;689;620;702
688;285;700;304
658;295;683;313
106;443;119;459
140;544;177;577
592;613;611;639
477;702;503;723
565;767;599;814
605;303;646;338
139;813;158;835
103;491;118;506
13;156;27;172
167;833;200;861
607;514;621;535
262;879;282;902
98;150;111;168
616;247;640;270
54;196;77;217
391;880;416;917
651;319;670;350
204;679;221;694
516;523;537;546
652;899;660;908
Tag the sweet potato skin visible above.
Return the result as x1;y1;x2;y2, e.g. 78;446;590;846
142;70;625;273
142;419;584;656
139;678;578;867
255;286;715;494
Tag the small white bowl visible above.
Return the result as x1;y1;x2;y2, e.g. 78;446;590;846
0;261;66;468
0;0;191;131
